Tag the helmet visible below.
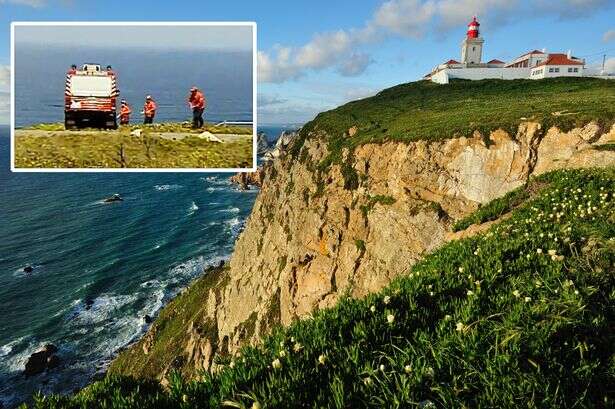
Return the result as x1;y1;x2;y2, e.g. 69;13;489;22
190;86;197;92
146;95;152;100
121;99;127;104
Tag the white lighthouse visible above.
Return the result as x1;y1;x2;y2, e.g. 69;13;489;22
461;16;484;65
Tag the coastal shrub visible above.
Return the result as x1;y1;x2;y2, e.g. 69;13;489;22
23;167;615;408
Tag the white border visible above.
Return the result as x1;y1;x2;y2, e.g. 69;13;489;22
10;21;257;173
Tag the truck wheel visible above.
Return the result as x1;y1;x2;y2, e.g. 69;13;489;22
65;117;76;130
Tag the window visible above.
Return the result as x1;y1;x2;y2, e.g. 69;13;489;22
549;68;554;73
472;46;476;51
554;68;560;73
573;68;579;73
568;68;573;73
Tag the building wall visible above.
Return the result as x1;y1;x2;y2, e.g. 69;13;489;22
530;65;583;79
431;67;531;84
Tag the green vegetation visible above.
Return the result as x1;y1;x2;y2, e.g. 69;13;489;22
452;180;544;231
107;266;229;381
297;78;615;190
22;122;252;135
360;195;397;217
14;125;253;168
24;167;615;408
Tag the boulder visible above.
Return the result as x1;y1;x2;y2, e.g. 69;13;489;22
24;344;59;377
23;265;33;274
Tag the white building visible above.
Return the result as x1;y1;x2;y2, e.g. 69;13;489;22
424;17;604;84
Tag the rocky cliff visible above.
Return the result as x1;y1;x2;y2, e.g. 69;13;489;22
109;120;615;382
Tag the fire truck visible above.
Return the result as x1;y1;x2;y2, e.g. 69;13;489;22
64;64;119;129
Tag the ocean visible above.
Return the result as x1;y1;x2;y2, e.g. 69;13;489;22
0;125;289;407
13;45;253;127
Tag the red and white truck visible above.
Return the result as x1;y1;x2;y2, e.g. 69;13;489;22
64;64;119;129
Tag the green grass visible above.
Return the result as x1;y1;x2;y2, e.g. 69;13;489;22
291;78;615;187
22;122;252;135
14;127;253;168
22;167;615;408
107;266;230;381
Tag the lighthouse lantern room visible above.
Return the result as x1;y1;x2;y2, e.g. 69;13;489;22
461;16;484;65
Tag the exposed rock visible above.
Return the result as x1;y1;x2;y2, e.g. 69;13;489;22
143;315;153;324
23;265;33;274
257;132;269;154
111;122;615;380
263;130;299;161
229;166;265;190
348;126;358;137
24;344;59;377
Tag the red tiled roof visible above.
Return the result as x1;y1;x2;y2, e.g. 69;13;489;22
535;54;583;67
445;59;460;65
487;59;505;64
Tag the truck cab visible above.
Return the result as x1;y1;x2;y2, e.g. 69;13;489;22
64;64;119;129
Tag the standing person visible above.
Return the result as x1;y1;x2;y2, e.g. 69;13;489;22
67;64;77;75
119;100;132;125
188;86;206;129
142;95;157;124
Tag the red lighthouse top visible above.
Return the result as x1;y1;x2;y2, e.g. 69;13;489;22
467;16;480;39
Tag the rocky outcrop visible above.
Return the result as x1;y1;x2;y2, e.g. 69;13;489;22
257;132;269;154
24;344;60;377
229;167;265;190
112;122;615;381
263;130;298;162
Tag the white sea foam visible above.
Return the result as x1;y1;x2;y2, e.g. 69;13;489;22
188;201;199;215
219;207;240;214
154;184;182;191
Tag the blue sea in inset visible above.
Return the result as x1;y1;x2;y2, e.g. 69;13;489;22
0;125;288;407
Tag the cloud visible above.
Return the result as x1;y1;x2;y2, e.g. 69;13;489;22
337;53;373;76
259;0;612;83
258;94;287;107
605;57;615;73
604;29;615;42
0;0;45;7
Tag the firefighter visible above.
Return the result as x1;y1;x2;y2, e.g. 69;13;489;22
119;100;132;125
106;65;114;75
188;86;206;129
142;95;157;124
67;64;77;75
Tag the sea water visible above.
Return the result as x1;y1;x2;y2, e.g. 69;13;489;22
0;125;287;407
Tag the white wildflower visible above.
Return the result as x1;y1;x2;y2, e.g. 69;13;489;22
293;342;303;352
379;364;385;371
318;354;327;365
387;314;395;324
404;364;412;374
272;358;282;369
383;295;391;305
524;297;531;303
370;305;376;313
279;350;287;358
513;290;521;298
456;322;465;332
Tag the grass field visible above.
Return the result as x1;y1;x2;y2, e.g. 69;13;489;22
14;123;253;169
22;167;615;408
293;77;615;176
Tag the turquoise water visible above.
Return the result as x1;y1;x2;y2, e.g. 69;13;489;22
0;126;284;407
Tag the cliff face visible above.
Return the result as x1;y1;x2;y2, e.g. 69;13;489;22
110;122;615;381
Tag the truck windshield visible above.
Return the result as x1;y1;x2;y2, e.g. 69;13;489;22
70;76;113;97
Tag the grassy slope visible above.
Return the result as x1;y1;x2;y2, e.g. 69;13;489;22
293;78;615;176
24;167;615;408
108;266;230;380
14;123;253;168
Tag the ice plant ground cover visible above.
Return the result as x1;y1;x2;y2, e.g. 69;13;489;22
24;167;614;408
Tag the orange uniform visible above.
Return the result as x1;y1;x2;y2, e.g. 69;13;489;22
119;103;132;124
189;90;206;110
144;100;157;118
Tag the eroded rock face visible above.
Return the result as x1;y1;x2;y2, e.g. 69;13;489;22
114;122;615;381
24;344;60;377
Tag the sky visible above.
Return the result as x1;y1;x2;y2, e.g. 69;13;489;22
0;0;614;125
